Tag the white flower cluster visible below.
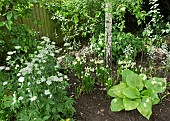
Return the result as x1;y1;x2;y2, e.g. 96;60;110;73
123;44;134;57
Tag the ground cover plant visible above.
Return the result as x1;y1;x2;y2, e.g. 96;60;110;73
0;0;170;121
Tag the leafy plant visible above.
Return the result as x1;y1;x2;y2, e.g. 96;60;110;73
107;69;167;120
0;37;75;120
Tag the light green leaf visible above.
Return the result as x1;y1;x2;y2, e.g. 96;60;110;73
0;22;5;27
121;69;133;82
110;98;124;112
145;77;166;93
107;82;127;98
123;87;140;99
7;11;12;20
73;14;79;24
123;98;140;111
5;20;13;30
43;115;50;120
141;89;160;105
126;71;144;91
137;96;152;120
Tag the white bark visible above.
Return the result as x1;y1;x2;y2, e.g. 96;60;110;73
105;1;112;69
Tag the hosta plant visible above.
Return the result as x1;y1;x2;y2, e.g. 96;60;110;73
107;69;167;120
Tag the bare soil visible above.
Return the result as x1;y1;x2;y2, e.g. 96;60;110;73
73;87;170;121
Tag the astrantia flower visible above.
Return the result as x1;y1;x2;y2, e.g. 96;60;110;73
18;96;24;101
46;80;52;85
18;77;24;83
3;81;8;85
7;51;14;55
30;96;37;102
15;46;21;49
0;66;5;70
44;89;51;95
5;67;10;70
6;56;11;61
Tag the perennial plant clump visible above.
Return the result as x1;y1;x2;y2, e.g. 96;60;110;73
0;37;75;121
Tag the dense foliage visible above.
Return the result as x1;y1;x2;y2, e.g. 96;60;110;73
0;0;170;120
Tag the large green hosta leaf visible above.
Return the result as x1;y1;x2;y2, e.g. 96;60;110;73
110;98;124;111
141;89;160;105
145;77;166;93
107;82;127;98
122;69;133;82
126;71;144;91
123;98;140;111
123;87;140;99
137;96;152;120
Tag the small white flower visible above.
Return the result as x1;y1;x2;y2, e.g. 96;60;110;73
6;56;11;61
0;66;5;70
36;80;41;84
41;76;46;82
3;81;8;85
30;96;37;102
15;46;21;49
5;67;10;70
18;96;24;101
18;77;24;83
46;80;52;85
44;89;51;95
7;51;14;55
37;70;42;75
17;73;21;77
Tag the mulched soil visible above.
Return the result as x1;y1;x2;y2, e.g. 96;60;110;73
73;87;170;121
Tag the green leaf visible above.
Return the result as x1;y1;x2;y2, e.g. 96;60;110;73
43;115;50;120
0;22;5;27
123;87;140;99
137;96;152;120
145;77;166;93
123;98;140;111
7;11;12;20
126;71;144;91
141;89;160;105
110;98;124;112
73;14;79;24
121;69;133;82
5;20;13;30
107;82;127;98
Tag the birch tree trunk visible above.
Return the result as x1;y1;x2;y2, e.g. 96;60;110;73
105;1;112;71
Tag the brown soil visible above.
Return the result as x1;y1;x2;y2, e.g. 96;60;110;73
73;87;170;121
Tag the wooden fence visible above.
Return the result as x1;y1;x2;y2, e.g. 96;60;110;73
15;4;64;44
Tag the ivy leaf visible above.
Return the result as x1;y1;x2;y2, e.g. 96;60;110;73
7;11;12;20
123;87;140;99
123;98;140;111
107;82;127;98
110;98;124;112
145;77;166;93
137;96;152;120
141;89;160;105
126;71;144;91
